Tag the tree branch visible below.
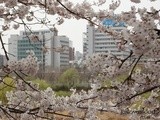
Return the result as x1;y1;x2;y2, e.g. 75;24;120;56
115;84;160;106
122;54;143;84
0;33;9;60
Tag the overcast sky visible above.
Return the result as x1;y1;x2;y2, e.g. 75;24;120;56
0;0;160;55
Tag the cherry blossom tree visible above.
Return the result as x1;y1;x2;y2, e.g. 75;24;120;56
0;0;160;120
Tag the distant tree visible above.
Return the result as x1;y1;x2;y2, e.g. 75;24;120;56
58;68;80;88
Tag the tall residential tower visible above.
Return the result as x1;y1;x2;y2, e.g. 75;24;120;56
83;19;129;59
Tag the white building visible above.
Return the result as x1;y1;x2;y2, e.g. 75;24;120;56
8;29;71;71
83;32;88;60
53;36;70;69
83;19;129;59
8;35;19;61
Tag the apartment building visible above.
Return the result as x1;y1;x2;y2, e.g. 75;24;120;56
83;19;129;59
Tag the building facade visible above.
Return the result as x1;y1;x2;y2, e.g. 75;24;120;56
8;29;72;71
83;32;88;60
69;40;75;62
83;19;129;59
53;36;70;69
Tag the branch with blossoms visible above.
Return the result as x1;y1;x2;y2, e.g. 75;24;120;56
118;50;133;69
115;84;160;107
1;105;79;119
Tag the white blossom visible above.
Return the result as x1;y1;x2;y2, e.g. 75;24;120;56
7;50;39;75
12;23;19;29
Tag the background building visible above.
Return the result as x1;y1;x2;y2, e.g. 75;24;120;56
83;32;88;60
75;51;83;61
83;19;129;59
8;29;73;71
69;40;75;62
53;36;70;70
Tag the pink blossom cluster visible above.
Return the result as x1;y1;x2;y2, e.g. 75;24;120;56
6;50;39;75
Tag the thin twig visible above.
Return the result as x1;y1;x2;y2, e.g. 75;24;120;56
122;54;143;84
0;33;9;60
14;71;39;91
0;106;16;120
76;96;98;105
118;50;133;69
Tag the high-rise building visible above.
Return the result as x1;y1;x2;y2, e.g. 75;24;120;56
53;36;70;69
8;29;72;71
69;47;75;61
69;40;75;62
83;32;88;60
83;19;129;59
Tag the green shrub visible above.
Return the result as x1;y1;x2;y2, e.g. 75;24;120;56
52;80;91;91
55;91;71;97
73;82;91;91
32;79;51;90
52;83;70;91
58;68;80;88
0;77;15;103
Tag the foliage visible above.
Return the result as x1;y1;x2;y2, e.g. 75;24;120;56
51;68;91;91
0;77;52;103
52;83;70;91
0;77;14;103
55;91;71;97
58;68;80;88
52;82;90;91
31;79;51;90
